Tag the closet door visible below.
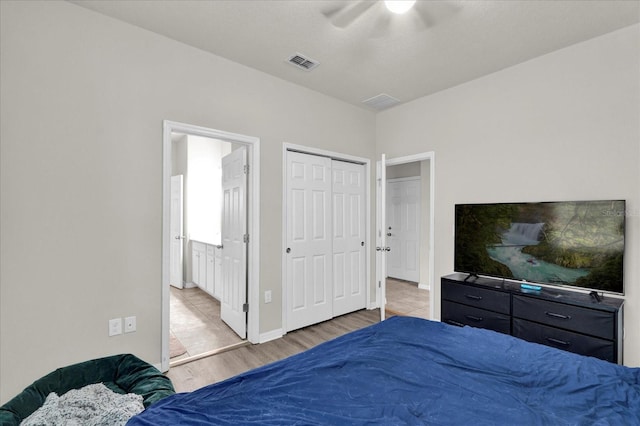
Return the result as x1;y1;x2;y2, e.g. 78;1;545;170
332;160;366;316
285;151;333;332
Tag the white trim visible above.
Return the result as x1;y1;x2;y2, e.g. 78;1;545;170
281;143;371;333
387;176;420;183
381;152;435;318
284;142;368;164
259;328;284;343
161;120;260;373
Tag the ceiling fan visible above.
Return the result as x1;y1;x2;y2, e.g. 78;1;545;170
322;0;459;36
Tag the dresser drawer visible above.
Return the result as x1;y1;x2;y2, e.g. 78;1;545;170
512;295;614;340
442;300;511;335
513;318;615;362
442;280;510;315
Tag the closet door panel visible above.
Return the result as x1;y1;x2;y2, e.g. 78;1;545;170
286;151;333;331
332;160;366;317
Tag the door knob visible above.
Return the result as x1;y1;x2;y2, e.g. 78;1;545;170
385;247;391;251
216;244;223;249
174;235;185;240
286;248;291;253
387;232;392;237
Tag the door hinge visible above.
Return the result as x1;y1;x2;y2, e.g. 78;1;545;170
243;234;249;243
244;164;249;174
378;280;382;288
242;303;249;313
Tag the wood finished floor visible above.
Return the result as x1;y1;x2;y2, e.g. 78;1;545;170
385;277;430;320
167;279;430;392
170;286;244;363
167;308;380;392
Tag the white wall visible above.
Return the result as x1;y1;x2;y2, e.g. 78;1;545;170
377;24;640;366
0;0;375;403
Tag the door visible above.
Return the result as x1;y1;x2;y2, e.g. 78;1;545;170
285;151;333;332
376;154;388;321
221;147;248;339
332;160;366;317
386;178;420;282
170;175;184;289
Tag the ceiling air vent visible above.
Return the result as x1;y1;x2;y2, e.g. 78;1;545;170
362;93;401;110
287;53;320;71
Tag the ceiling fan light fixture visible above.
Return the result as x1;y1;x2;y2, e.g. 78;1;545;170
384;0;416;15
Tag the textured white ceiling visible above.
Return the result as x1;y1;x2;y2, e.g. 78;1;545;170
69;0;640;110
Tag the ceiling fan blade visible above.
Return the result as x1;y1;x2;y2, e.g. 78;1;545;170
322;1;377;28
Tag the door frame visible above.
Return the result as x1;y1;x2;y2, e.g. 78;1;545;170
281;143;371;334
377;151;435;319
161;120;261;372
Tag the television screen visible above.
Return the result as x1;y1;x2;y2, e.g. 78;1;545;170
454;200;625;294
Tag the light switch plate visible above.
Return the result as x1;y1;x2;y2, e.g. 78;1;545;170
109;318;122;336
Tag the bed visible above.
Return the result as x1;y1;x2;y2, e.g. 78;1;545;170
128;316;640;425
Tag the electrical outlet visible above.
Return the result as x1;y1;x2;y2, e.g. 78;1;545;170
124;316;137;333
264;290;272;304
109;318;122;336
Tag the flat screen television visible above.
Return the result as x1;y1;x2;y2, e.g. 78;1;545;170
454;200;625;294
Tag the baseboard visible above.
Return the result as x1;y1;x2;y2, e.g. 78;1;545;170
259;328;284;343
184;282;197;289
418;281;430;291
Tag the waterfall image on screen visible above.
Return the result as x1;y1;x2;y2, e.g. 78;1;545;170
455;200;625;294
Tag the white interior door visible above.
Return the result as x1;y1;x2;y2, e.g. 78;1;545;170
332;160;366;317
376;154;388;321
386;178;420;282
221;147;247;339
170;175;184;289
285;151;333;332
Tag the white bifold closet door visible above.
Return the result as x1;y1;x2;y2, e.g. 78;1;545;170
285;151;365;332
332;160;366;317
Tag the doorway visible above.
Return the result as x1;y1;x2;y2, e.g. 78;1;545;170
161;121;260;372
377;153;434;321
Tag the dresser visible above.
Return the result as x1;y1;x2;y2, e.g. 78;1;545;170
441;273;624;364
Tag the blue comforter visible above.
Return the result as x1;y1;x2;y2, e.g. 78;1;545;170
128;317;640;425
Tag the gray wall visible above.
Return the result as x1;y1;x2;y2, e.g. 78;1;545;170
0;0;376;403
377;24;640;366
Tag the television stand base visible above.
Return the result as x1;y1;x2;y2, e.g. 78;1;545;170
463;273;479;282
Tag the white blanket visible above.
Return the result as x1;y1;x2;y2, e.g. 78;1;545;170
21;383;144;426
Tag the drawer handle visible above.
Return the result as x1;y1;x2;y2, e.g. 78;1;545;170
546;337;571;347
446;320;465;327
545;311;571;320
465;315;483;322
465;294;483;301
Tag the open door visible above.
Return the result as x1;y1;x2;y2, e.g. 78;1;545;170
376;154;388;321
221;147;248;339
170;175;184;289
